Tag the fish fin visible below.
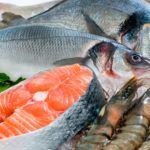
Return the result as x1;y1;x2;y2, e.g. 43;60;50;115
28;0;67;20
53;57;86;66
2;12;24;23
82;11;109;37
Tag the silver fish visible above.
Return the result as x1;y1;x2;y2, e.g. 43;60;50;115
0;25;150;96
0;25;113;79
8;0;150;44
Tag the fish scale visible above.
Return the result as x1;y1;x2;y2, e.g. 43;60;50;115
9;0;150;39
0;24;150;90
0;25;113;79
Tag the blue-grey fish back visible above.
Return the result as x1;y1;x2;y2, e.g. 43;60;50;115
0;25;106;41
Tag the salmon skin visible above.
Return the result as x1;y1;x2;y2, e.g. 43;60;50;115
0;64;105;150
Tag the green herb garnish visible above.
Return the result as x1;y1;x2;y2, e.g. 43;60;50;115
0;73;25;92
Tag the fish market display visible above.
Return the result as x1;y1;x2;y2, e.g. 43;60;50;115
0;64;105;150
75;77;142;150
0;0;149;150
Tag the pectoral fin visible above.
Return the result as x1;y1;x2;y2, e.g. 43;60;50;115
53;57;86;66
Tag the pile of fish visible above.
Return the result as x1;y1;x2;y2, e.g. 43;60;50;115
0;0;150;150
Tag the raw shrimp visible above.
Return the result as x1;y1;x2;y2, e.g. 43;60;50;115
103;88;150;150
75;77;142;150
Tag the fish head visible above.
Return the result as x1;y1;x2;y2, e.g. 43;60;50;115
87;41;150;96
113;48;150;78
88;41;150;78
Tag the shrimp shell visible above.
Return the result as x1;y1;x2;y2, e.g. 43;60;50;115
75;77;142;150
103;89;150;150
138;141;150;150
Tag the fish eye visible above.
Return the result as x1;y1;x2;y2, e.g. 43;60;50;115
125;53;143;66
131;54;142;63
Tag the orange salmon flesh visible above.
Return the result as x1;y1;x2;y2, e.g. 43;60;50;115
0;64;93;139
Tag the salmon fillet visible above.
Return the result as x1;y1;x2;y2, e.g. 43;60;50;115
0;64;93;139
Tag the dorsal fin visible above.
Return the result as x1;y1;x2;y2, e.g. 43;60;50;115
28;0;67;20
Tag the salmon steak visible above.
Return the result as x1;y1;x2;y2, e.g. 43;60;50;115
0;64;105;150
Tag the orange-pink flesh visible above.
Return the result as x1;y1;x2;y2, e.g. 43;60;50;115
0;64;93;139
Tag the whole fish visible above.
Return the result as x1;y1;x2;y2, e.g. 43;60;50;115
0;64;106;150
0;25;150;95
7;0;150;49
0;25;113;79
